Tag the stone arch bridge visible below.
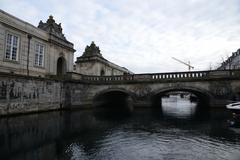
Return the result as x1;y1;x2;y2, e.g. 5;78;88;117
66;70;240;109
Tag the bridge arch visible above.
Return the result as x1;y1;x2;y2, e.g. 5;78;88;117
93;88;135;115
151;86;214;108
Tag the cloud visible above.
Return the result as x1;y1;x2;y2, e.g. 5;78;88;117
1;0;240;73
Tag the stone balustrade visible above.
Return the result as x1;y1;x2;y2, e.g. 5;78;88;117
151;71;209;80
66;69;240;83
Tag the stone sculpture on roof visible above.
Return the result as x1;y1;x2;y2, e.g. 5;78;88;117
38;15;66;40
82;41;102;57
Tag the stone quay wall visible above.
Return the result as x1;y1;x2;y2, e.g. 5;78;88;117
1;69;240;116
0;73;65;116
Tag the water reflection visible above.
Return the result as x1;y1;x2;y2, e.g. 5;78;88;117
162;96;197;118
0;103;240;160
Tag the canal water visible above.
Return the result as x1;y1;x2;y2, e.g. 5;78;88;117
0;98;240;160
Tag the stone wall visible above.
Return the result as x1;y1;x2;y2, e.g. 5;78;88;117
0;70;240;116
0;73;65;115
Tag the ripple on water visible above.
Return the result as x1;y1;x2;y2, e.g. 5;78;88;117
65;123;238;160
1;103;240;160
61;98;240;160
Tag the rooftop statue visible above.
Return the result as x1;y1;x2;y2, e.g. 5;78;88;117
82;41;102;57
38;15;66;40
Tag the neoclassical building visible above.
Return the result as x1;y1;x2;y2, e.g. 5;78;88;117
0;10;132;78
75;41;132;76
0;10;75;77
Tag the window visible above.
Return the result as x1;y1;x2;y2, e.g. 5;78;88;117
35;43;44;66
5;33;19;61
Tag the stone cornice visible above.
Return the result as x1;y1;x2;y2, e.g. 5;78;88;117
49;33;76;52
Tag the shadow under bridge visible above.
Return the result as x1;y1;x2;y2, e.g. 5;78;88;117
93;89;134;116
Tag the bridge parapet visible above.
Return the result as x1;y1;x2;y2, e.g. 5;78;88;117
151;71;209;80
66;70;240;83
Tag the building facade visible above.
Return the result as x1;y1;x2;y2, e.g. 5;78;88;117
75;42;133;76
218;49;240;70
0;10;75;77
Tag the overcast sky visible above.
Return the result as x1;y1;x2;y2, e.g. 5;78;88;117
1;0;240;73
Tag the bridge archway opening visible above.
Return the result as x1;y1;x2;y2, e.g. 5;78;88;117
93;90;134;119
152;89;211;118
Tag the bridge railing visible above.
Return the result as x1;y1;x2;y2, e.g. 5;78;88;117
150;71;210;80
66;69;240;83
81;74;134;82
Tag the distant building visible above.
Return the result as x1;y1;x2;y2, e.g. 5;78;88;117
75;42;133;76
218;49;240;70
0;10;75;77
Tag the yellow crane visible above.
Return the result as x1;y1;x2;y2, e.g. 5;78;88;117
172;57;194;71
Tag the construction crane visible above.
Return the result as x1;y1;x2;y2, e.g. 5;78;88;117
172;57;194;71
